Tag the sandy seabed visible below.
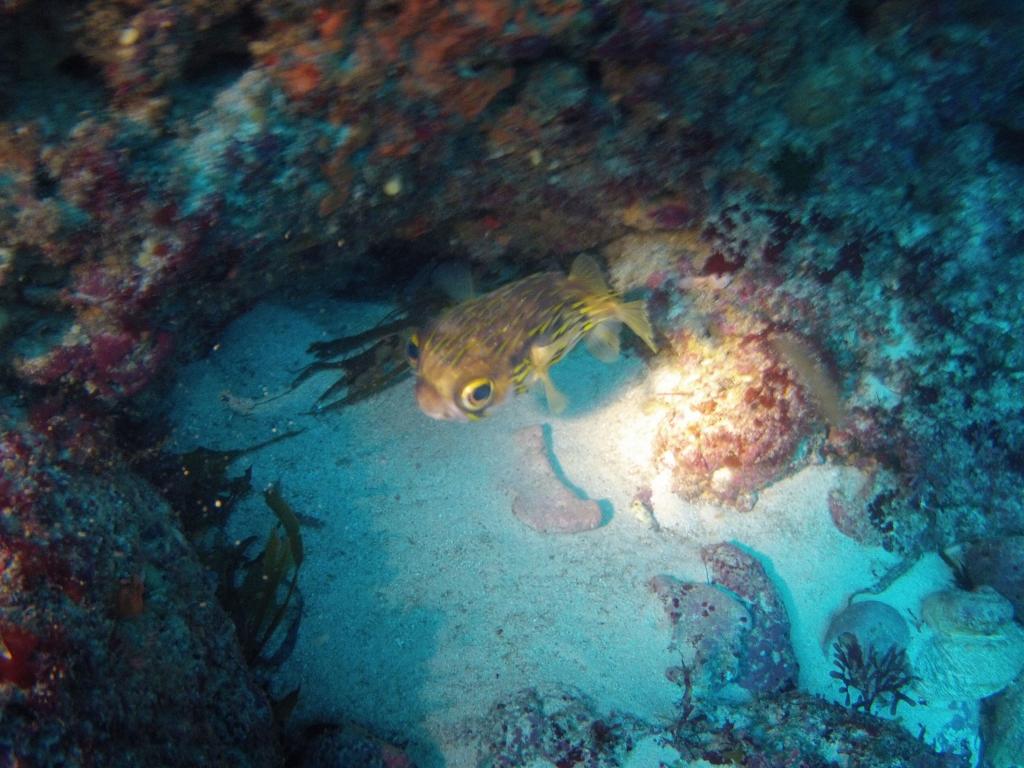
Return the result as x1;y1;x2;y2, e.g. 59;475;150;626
171;299;970;767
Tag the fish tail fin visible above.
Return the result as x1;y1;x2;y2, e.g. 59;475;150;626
569;254;610;294
616;299;658;353
571;254;657;353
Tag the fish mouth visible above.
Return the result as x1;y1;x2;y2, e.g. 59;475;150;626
414;379;467;421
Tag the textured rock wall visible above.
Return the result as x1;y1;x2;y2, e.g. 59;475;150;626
1;412;278;766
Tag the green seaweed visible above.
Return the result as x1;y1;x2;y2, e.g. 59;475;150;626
830;633;917;715
294;292;449;413
307;333;411;412
171;448;252;537
271;685;301;730
143;430;302;538
938;548;975;592
144;440;312;668
219;483;305;666
142;443;312;732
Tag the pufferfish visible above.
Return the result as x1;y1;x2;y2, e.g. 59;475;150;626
408;254;657;421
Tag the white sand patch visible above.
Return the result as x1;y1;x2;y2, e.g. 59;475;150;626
169;299;970;766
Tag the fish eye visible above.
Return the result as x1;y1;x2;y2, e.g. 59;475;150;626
460;378;494;411
406;333;420;367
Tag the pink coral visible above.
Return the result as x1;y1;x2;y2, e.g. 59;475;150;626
74;1;244;123
8;123;214;404
653;330;823;510
17;328;172;403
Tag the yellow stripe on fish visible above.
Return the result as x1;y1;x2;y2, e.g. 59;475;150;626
408;254;657;421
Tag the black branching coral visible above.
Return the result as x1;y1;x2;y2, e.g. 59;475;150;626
830;633;918;715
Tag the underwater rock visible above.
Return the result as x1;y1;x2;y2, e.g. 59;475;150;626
982;671;1024;768
290;722;414;768
964;536;1024;620
653;332;823;511
0;415;278;766
923;586;1016;636
700;542;799;696
509;426;603;534
603;229;710;293
823;599;909;657
649;575;752;701
670;690;969;768
913;586;1024;702
826;467;904;548
475;685;641;768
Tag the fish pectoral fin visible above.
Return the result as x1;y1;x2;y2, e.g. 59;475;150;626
585;321;621;363
530;343;568;414
616;299;658;353
530;340;559;370
540;370;568;414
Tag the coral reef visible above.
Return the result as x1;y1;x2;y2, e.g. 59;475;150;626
982;671;1024;768
700;542;799;696
1;0;1023;762
652;329;825;510
963;536;1024;619
668;690;968;768
287;721;415;768
0;1;1019;557
2;119;216;402
650;543;798;708
826;465;907;549
474;685;641;768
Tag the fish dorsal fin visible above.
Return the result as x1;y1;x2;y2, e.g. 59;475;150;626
569;254;609;295
585;321;621;362
431;260;476;302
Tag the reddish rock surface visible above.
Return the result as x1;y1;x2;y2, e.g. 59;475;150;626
701;542;799;696
510;425;603;534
